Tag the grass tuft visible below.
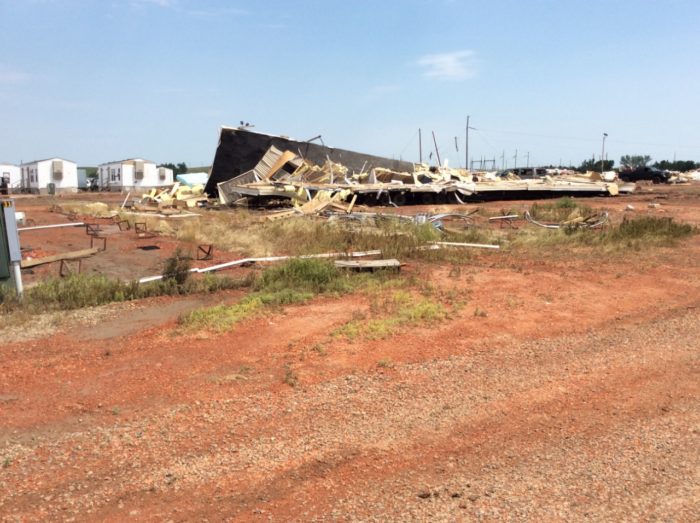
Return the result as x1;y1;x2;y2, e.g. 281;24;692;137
333;290;449;341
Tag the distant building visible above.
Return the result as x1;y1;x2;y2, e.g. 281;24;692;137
97;159;174;191
77;168;88;189
20;158;78;194
0;163;21;194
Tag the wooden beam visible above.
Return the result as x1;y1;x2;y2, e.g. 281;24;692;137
335;259;401;270
21;247;100;268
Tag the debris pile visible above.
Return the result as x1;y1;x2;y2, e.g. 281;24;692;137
217;146;630;210
138;182;208;211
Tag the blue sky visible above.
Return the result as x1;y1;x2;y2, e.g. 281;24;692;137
1;0;698;168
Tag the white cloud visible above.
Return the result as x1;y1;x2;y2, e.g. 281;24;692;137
416;50;478;80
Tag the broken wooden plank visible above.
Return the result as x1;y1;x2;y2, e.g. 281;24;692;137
346;194;358;213
21;247;100;268
266;210;300;221
335;258;401;270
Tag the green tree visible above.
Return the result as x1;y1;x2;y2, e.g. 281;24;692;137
578;157;614;173
653;160;699;172
158;162;188;175
620;155;652;169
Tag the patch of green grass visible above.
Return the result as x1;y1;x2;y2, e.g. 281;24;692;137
179;259;374;333
180;296;264;332
2;457;12;468
255;258;353;295
333;291;449;341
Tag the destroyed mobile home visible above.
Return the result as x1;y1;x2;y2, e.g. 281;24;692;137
215;143;633;212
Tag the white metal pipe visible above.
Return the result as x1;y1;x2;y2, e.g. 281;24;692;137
137;249;384;284
429;241;500;250
488;215;519;221
18;222;85;232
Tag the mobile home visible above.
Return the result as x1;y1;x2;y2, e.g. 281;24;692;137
20;158;78;194
97;159;174;192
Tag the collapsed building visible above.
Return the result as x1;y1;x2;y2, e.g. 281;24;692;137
207;127;633;208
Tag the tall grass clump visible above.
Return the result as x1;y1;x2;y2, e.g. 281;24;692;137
529;197;593;223
255;258;354;295
512;214;695;251
0;273;246;314
598;216;695;247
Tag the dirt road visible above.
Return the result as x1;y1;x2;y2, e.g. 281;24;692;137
1;187;699;521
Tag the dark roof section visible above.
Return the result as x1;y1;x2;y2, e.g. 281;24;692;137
204;127;415;196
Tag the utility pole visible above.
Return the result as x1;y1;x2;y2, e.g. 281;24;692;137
431;131;441;167
525;151;530;169
465;116;476;171
500;150;505;169
418;128;422;164
601;132;608;173
514;149;518;169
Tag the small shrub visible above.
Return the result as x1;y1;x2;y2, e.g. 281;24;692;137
377;359;394;369
162;248;192;285
529;198;593;223
311;343;327;356
255;258;352;295
283;364;299;388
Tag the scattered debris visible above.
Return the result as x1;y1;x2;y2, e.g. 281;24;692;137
137;249;384;283
524;210;609;229
217;145;628;210
137;181;209;212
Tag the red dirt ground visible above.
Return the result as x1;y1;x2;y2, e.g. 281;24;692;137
1;185;699;521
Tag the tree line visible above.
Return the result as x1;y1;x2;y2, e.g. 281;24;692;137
575;155;698;173
158;162;188;175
